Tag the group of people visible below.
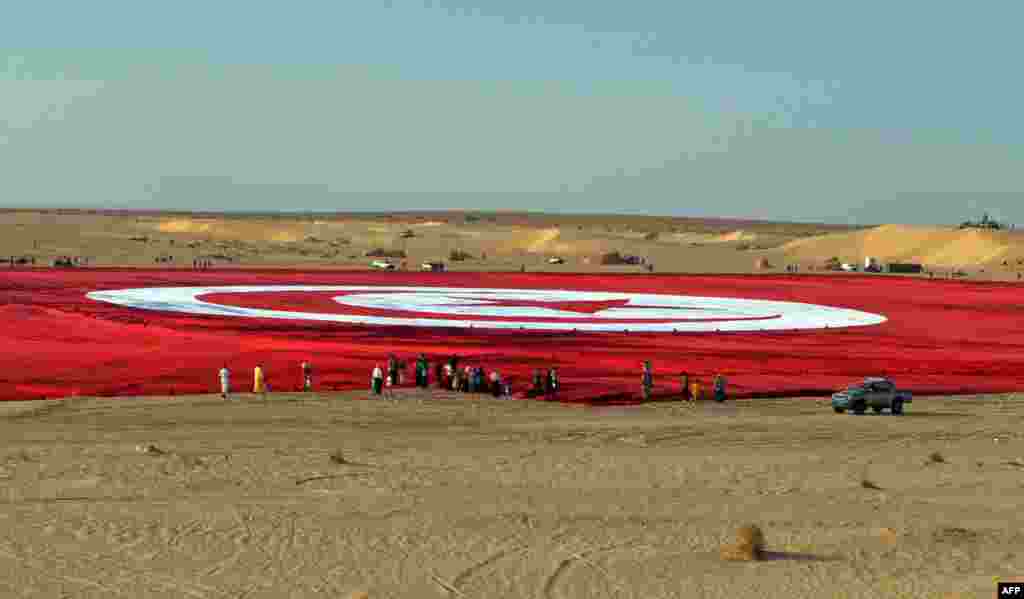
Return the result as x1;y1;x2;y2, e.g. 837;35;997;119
216;360;314;399
50;256;81;268
645;364;728;402
8;255;36;267
371;354;512;398
214;356;727;404
527;368;560;399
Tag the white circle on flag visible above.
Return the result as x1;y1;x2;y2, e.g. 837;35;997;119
85;285;886;332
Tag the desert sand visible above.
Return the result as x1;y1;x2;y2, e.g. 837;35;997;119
3;209;1024;598
4;209;1023;278
1;392;1022;598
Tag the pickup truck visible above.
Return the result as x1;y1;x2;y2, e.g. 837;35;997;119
831;377;912;415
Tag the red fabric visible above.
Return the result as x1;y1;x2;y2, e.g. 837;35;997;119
2;268;1023;403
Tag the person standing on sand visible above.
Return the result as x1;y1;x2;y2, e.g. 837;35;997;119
219;364;231;399
301;360;313;392
371;365;384;396
387;355;398;389
474;367;484;393
384;366;395;399
434;361;445;390
713;374;727;403
489;370;501;397
416;354;429;388
642;361;653;401
253;364;266;395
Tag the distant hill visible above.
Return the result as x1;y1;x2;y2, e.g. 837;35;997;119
779;224;1024;268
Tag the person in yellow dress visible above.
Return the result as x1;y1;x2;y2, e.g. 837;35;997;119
253;364;266;395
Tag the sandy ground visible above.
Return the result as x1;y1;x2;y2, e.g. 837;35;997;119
2;391;1023;598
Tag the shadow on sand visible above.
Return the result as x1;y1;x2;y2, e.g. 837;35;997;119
760;550;841;563
892;411;971;418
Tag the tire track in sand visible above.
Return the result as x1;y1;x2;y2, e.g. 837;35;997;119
541;540;644;599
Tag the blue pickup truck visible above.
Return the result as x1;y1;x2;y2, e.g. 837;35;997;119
831;377;912;415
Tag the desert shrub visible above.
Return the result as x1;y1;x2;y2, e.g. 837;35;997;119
720;524;765;561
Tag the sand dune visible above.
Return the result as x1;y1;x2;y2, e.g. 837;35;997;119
155;218;221;234
10;208;1023;277
523;227;561;253
781;224;1022;268
716;230;757;243
154;217;343;244
155;217;305;242
665;230;757;245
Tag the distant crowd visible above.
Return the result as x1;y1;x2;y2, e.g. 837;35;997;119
215;355;729;403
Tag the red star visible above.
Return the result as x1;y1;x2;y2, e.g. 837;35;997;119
447;296;634;315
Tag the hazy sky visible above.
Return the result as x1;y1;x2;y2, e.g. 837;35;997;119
2;1;1022;224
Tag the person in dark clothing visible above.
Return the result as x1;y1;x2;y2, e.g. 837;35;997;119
713;374;727;402
545;368;559;399
415;354;429;388
641;361;653;401
434;361;444;390
531;369;544;397
301;360;313;392
371;365;384;395
475;367;485;393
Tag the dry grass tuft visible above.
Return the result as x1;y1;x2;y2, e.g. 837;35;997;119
720;524;765;561
137;444;165;456
329;450;350;465
932;526;978;543
861;478;882;490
